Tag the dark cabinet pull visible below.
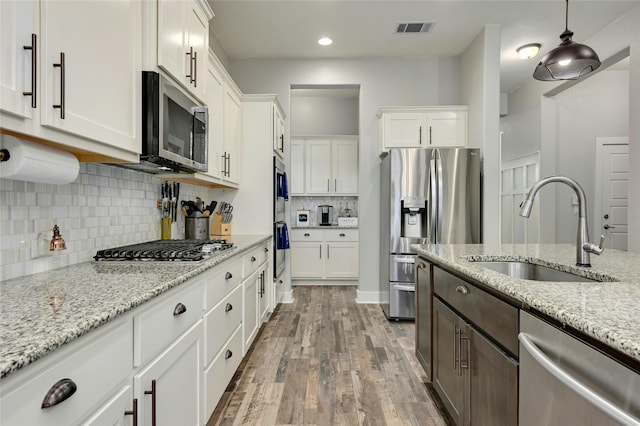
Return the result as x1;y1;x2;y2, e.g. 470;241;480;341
419;126;422;144
192;50;197;87
225;272;233;279
264;247;269;252
124;398;138;426
23;33;37;108
52;52;65;119
144;379;157;426
41;378;77;409
339;233;346;237
280;134;284;152
429;126;433;145
455;285;469;295
251;256;256;262
304;233;310;237
226;153;231;177
221;153;227;175
186;46;194;83
225;349;233;360
225;303;233;312
173;302;187;316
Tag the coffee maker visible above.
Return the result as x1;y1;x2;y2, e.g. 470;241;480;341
317;205;334;226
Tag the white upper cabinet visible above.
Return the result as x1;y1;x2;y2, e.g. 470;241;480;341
39;0;140;155
294;137;358;196
223;86;242;185
378;106;468;151
0;0;140;163
157;0;211;102
205;57;225;180
0;0;37;120
273;105;285;158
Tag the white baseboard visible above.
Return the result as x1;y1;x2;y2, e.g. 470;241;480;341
355;290;382;304
279;289;294;304
292;280;357;286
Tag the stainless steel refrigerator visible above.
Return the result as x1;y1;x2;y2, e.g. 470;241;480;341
380;148;481;320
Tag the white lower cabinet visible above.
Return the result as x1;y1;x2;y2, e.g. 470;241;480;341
0;242;274;426
134;321;203;426
0;319;133;426
291;229;359;280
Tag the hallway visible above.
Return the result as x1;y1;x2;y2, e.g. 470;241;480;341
209;286;447;426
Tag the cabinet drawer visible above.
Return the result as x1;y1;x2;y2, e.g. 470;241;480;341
205;256;243;310
1;320;132;426
204;284;243;366
433;267;519;356
203;324;243;418
325;229;358;241
134;279;205;366
290;229;323;241
243;248;263;277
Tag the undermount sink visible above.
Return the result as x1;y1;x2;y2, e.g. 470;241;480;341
472;261;604;283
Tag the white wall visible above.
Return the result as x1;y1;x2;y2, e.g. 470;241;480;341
226;57;461;302
459;25;502;244
501;5;640;251
291;96;359;136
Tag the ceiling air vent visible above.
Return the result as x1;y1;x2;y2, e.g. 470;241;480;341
395;22;434;34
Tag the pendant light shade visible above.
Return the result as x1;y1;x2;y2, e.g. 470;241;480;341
533;0;601;81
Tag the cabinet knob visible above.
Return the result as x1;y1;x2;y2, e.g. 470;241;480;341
225;303;233;312
173;302;187;316
225;272;233;279
251;256;256;262
339;233;346;237
455;285;469;295
265;247;269;252
304;233;310;237
41;378;77;409
225;349;233;360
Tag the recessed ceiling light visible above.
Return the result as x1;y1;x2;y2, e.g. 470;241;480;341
517;43;541;59
318;37;332;46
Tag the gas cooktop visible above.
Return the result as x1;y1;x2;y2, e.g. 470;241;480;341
93;239;233;262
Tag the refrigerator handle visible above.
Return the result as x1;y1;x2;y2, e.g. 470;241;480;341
429;153;437;243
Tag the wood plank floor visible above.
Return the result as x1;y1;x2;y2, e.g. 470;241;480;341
208;286;448;426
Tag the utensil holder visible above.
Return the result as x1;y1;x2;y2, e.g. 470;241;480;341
211;212;231;236
185;216;210;240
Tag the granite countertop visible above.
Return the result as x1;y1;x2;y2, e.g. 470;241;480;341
414;243;640;363
0;234;270;379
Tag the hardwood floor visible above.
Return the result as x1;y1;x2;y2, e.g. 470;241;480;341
208;286;447;426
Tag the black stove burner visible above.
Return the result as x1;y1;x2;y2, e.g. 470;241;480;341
94;239;233;262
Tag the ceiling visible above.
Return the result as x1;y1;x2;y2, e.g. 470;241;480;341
208;1;638;93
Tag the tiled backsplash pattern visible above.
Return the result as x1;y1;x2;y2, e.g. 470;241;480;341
290;196;358;226
0;163;218;281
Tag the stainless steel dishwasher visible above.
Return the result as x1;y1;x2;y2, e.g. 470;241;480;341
519;311;640;426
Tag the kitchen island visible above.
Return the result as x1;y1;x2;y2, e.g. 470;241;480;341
0;234;270;379
414;243;640;365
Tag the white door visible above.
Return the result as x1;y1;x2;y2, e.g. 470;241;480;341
325;242;359;279
305;139;331;194
382;112;425;148
205;63;224;179
223;87;241;184
157;0;186;87
242;270;259;350
426;111;466;147
185;5;207;101
290;242;324;278
596;138;629;250
332;139;358;194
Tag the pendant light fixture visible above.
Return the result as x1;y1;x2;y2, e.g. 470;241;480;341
533;0;601;81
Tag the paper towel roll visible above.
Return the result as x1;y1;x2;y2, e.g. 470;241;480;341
0;135;79;184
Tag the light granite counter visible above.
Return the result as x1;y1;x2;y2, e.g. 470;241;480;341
0;234;270;379
414;243;640;365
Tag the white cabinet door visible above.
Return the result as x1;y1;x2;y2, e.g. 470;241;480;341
273;105;285;157
157;0;185;85
0;0;37;120
290;139;305;194
242;270;259;353
134;322;202;426
223;87;241;184
258;264;270;324
332;139;358;194
325;242;359;279
40;0;139;154
426;111;467;147
185;5;207;101
290;241;324;278
382;113;425;148
205;61;224;180
305;139;331;194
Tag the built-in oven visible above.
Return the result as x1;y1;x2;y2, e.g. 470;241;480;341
273;156;287;278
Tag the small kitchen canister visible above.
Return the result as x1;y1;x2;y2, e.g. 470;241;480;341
185;216;210;240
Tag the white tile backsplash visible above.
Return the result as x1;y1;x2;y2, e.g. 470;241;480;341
0;163;220;281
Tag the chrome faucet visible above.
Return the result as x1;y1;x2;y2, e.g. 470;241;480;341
519;176;604;267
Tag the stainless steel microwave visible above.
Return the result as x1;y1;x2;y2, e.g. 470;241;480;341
140;71;208;173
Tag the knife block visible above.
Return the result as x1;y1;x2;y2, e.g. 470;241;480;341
211;212;231;237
